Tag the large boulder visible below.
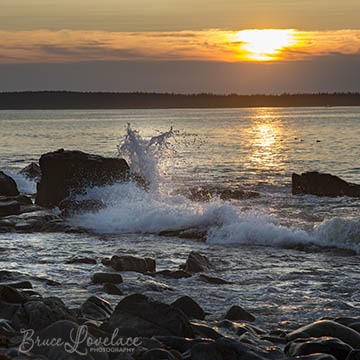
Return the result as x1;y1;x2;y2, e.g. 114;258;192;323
0;171;19;196
35;149;131;207
180;251;212;273
105;294;194;338
292;172;360;197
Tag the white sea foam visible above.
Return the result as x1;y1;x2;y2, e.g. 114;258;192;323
68;125;360;254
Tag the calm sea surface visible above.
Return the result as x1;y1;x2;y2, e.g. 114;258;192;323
0;107;360;330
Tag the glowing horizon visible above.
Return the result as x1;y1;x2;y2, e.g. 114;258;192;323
0;28;359;64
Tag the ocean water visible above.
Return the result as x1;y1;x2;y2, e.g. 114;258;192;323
1;107;360;330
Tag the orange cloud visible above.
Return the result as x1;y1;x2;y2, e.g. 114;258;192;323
0;29;359;64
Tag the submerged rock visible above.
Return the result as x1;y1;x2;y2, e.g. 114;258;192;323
180;251;213;273
149;270;192;279
35;149;131;207
184;185;260;202
292;171;360;197
0;171;19;197
198;274;232;285
109;255;156;274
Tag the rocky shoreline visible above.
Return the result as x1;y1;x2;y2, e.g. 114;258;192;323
1;150;360;359
0;251;359;359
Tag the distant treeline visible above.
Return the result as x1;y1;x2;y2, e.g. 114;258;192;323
1;91;360;109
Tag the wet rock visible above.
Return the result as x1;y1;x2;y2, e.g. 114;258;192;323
191;323;223;340
292;171;360;197
29;320;108;360
346;350;360;360
35;149;131;207
0;171;19;197
59;199;105;217
171;296;205;320
158;227;207;241
3;281;33;289
103;283;123;295
285;337;353;359
179;251;212;273
185;185;260;202
225;305;256;322
198;274;231;285
109;255;156;274
155;336;207;353
0;285;25;304
19;162;41;180
65;256;97;265
287;320;360;348
141;348;176;360
92;273;123;284
105;293;194;338
11;297;77;331
80;296;113;321
150;270;192;279
0;201;20;217
0;209;84;233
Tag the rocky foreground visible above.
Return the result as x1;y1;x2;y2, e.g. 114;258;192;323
1;150;360;359
1;251;360;360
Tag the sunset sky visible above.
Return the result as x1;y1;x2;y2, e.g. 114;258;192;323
1;0;360;93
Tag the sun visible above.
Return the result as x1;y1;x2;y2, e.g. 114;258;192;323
233;29;296;61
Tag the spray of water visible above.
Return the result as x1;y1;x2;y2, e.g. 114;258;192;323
117;124;175;190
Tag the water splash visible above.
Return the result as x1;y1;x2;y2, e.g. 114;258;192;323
117;124;175;190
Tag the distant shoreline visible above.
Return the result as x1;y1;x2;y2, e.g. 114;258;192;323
1;91;360;110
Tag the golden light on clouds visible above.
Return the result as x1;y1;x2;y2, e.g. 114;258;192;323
231;29;297;61
0;29;359;64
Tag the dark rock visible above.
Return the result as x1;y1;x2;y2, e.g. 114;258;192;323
285;337;353;360
185;186;260;202
225;305;256;322
35;149;131;207
0;171;19;196
285;355;337;360
150;270;192;279
28;320;108;360
110;255;156;274
171;296;205;320
0;201;20;217
141;348;176;360
287;320;360;348
179;251;212;273
0;285;25;304
3;281;33;289
0;209;84;233
59;199;105;217
191;323;223;340
158;227;207;241
101;257;111;266
19;162;41;180
11;297;77;331
92;272;123;284
103;283;123;295
346;350;360;360
190;341;223;360
80;296;113;321
105;293;194;338
198;274;232;285
65;256;97;265
154;336;208;353
292;171;360;197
